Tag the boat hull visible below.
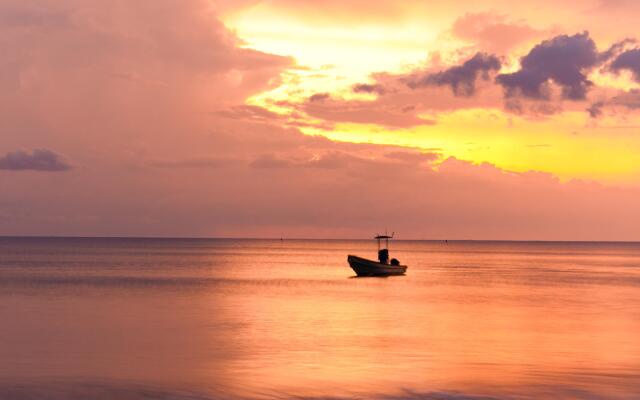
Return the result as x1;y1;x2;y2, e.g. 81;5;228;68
347;255;407;276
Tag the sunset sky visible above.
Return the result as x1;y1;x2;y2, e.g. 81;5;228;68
2;0;640;239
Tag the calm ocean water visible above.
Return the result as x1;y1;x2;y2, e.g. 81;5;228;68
1;237;639;399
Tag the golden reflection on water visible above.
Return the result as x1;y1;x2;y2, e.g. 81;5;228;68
211;281;640;398
0;238;639;399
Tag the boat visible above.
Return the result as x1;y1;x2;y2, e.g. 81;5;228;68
348;233;407;276
347;255;407;276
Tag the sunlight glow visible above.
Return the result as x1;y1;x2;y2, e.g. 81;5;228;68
301;110;640;182
223;5;640;184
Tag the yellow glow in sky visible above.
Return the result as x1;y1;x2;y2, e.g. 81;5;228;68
223;5;640;184
226;6;436;77
304;110;640;183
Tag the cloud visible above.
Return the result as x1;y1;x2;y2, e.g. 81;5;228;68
586;101;605;118
611;89;640;109
352;83;386;95
0;0;291;102
250;154;294;169
215;105;286;123
599;38;637;63
309;93;331;102
496;32;599;100
583;89;640;117
251;151;372;170
610;48;640;81
385;151;440;163
452;12;542;54
0;149;71;171
227;138;640;240
406;52;502;96
300;96;436;128
341;32;640;120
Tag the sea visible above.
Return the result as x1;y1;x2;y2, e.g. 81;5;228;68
1;237;639;400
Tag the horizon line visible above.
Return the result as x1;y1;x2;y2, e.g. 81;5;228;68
1;235;639;244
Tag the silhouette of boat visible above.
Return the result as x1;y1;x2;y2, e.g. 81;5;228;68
348;233;407;276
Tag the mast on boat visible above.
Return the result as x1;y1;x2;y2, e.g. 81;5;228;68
374;231;394;250
374;231;394;264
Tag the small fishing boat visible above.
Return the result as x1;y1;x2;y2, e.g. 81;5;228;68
348;233;407;276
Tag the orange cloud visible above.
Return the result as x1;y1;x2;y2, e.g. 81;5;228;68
451;12;544;54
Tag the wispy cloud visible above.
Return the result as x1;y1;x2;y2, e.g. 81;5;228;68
0;149;71;172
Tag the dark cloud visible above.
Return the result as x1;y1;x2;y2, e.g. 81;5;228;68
610;48;640;81
308;93;330;102
598;89;640;114
612;89;640;109
407;52;501;96
352;83;386;95
584;90;640;117
496;32;599;100
599;38;637;63
0;149;71;171
504;98;562;116
586;101;605;118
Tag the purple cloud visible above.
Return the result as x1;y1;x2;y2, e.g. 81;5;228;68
0;149;71;171
599;38;637;63
496;32;599;100
308;93;330;102
352;83;386;95
407;52;501;96
611;48;640;81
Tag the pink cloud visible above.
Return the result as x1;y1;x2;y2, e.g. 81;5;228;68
452;12;544;54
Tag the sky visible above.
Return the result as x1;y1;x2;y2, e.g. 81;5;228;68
1;0;640;240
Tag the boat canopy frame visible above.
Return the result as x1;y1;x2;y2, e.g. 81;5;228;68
374;232;394;250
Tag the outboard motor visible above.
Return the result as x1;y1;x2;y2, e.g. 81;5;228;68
378;248;389;264
390;258;400;266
